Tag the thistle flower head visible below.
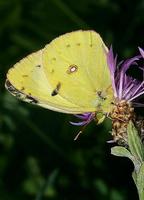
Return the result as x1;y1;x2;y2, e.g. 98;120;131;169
107;47;144;144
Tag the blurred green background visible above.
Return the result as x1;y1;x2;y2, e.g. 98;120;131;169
0;0;144;199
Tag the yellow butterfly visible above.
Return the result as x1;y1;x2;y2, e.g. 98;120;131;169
5;30;113;120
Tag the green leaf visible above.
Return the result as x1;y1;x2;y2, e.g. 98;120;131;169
136;162;144;200
111;146;132;158
132;170;137;185
111;146;140;171
127;121;144;162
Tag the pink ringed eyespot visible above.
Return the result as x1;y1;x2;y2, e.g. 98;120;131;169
67;65;78;74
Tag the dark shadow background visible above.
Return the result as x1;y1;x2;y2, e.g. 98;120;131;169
0;0;144;199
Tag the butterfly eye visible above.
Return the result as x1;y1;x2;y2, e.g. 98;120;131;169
97;91;107;100
67;65;78;74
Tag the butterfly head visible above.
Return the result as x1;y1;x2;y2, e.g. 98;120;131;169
94;86;114;114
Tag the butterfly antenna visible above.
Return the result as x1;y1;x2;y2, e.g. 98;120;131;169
74;130;82;141
74;125;87;141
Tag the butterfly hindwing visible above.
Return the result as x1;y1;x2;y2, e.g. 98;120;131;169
6;50;88;113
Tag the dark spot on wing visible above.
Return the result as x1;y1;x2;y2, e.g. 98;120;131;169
5;79;38;104
5;79;20;94
5;79;11;88
26;95;38;104
35;65;41;68
50;69;54;73
22;75;28;77
66;44;70;47
21;87;25;91
52;57;56;61
76;43;80;46
51;82;61;96
51;90;58;96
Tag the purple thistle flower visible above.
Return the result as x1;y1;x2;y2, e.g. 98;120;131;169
107;46;144;106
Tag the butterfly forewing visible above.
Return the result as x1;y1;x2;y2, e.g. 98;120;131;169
42;30;113;112
6;50;91;113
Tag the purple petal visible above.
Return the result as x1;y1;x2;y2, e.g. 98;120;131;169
138;47;144;58
121;56;139;73
107;46;116;74
70;113;95;127
70;121;88;126
74;113;92;120
107;46;144;105
107;46;117;97
132;102;144;107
